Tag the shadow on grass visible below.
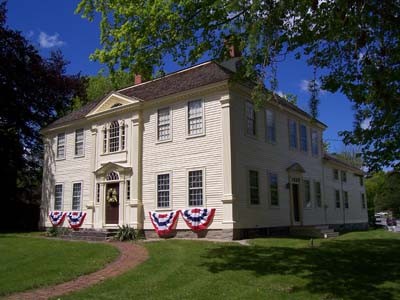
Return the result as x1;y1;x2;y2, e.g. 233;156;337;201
201;238;400;300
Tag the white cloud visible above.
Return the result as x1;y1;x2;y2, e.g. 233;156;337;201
299;79;326;95
276;90;285;97
361;118;371;129
38;31;65;48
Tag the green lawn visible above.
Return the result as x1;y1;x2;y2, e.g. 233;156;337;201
58;229;400;300
0;234;119;296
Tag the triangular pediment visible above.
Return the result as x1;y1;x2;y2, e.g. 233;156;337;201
286;163;306;173
94;162;132;176
87;92;141;116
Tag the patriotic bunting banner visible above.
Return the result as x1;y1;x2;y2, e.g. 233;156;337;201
180;208;216;231
148;211;179;236
48;211;66;226
66;211;87;229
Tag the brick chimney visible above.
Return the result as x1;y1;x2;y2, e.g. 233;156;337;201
134;74;142;85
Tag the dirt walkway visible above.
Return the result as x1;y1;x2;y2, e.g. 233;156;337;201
6;242;148;300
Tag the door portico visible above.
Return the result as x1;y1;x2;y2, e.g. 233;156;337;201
287;163;306;226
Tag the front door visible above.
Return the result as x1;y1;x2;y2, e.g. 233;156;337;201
105;183;119;224
291;183;301;225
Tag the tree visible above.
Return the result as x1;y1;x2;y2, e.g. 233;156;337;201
0;2;86;229
332;145;364;169
76;0;400;171
73;71;133;109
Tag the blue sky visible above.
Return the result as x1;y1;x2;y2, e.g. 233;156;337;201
7;0;356;153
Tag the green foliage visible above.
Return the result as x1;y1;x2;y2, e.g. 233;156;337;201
76;0;400;171
0;234;118;296
45;226;70;237
114;225;136;241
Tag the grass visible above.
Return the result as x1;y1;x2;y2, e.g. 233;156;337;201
0;234;119;296
57;229;400;300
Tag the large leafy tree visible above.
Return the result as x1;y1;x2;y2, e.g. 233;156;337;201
76;0;400;171
0;2;86;229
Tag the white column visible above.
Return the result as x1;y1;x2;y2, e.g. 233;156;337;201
86;127;98;227
220;95;235;226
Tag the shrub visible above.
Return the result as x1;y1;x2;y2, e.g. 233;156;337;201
115;225;136;241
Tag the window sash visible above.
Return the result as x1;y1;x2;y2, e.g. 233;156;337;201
96;183;100;203
56;133;65;158
289;120;297;149
126;180;130;201
249;170;259;205
246;102;256;136
75;129;84;156
335;190;341;208
343;191;349;208
300;124;308;152
54;184;63;210
188;170;203;206
157;108;171;141
72;183;82;211
188;100;203;135
304;180;312;208
314;181;322;207
269;173;279;206
311;129;319;156
157;174;170;208
103;129;107;153
109;121;120;152
265;109;276;142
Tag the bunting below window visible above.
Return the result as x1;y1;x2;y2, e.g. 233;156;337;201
148;211;179;236
181;208;216;231
48;211;66;226
66;211;87;229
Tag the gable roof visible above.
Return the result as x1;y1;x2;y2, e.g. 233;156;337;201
323;153;364;175
42;60;326;131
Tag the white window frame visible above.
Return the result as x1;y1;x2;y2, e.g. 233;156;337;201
72;181;83;211
74;128;85;157
156;172;172;209
303;179;312;209
103;120;126;154
54;183;64;210
187;99;205;137
288;119;298;149
311;128;319;156
246;101;256;137
265;109;276;143
335;189;341;209
343;191;349;209
299;124;308;152
248;169;260;205
157;107;172;142
268;172;279;207
187;168;205;207
56;132;66;159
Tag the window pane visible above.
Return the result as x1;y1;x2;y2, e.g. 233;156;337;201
315;181;321;207
335;190;341;208
158;108;171;141
246;102;256;136
188;100;203;135
333;169;339;180
270;173;279;206
361;193;366;209
300;124;308;152
121;122;125;150
72;183;82;211
54;184;63;210
75;128;84;156
189;170;203;206
304;180;311;208
126;180;130;200
57;133;65;158
109;121;120;152
266;110;276;143
341;171;347;182
249;170;259;205
343;191;349;208
289;120;297;149
96;183;100;203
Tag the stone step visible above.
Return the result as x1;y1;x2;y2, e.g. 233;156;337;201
59;229;117;241
321;231;339;238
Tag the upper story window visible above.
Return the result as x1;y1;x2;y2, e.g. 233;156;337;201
311;129;319;156
269;172;279;206
74;128;84;157
265;109;276;143
288;119;297;149
246;101;256;136
56;133;65;159
188;100;203;136
157;107;171;141
333;169;339;180
341;171;347;182
103;121;126;154
300;124;308;152
249;170;259;205
54;184;63;210
188;170;204;206
72;182;82;211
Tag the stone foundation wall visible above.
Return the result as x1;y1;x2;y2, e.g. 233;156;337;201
330;222;369;232
143;229;235;240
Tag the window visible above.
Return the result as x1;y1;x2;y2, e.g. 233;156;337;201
359;176;364;186
335;190;341;208
157;107;171;141
361;193;366;209
157;174;170;208
314;181;322;207
288;119;297;149
126;180;131;201
300;124;308;152
72;182;82;211
304;180;312;208
188;100;203;135
96;183;100;203
341;171;347;182
56;133;65;159
246;102;256;136
311;129;319;156
188;170;203;206
103;121;125;153
74;128;84;156
333;169;339;180
265;109;276;143
343;191;349;208
249;170;259;205
269;173;279;206
54;184;63;210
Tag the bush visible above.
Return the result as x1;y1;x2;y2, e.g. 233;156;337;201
45;226;69;237
115;225;136;241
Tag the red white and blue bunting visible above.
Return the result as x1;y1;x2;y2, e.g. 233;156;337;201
48;211;66;226
180;208;216;231
66;211;87;229
148;211;179;236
